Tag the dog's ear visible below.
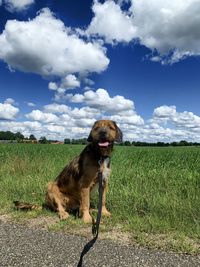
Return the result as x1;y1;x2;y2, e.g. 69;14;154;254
87;122;96;142
87;130;93;142
113;121;123;143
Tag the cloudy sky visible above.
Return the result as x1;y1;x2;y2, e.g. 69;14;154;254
1;0;200;142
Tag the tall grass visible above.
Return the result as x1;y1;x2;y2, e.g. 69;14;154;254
0;144;82;209
0;144;199;253
110;147;200;236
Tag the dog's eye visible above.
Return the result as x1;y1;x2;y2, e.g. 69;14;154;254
94;126;100;131
109;126;115;131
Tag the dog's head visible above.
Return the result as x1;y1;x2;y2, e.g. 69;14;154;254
87;120;122;148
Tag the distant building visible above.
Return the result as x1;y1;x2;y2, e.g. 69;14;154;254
51;141;64;145
22;139;38;144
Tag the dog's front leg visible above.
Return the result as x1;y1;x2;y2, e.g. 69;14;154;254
79;187;92;223
102;181;111;217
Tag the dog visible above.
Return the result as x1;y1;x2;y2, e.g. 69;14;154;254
45;120;122;223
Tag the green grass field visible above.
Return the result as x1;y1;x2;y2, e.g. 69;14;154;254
0;143;199;254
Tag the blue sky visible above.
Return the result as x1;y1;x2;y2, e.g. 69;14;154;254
0;0;200;142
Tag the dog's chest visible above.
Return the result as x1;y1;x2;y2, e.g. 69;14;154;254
91;158;111;192
101;157;111;182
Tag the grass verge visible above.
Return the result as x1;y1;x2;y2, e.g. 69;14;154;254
0;143;199;254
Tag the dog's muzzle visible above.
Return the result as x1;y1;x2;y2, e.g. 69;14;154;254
97;130;111;148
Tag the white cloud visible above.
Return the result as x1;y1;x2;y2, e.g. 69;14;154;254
153;105;176;119
60;74;80;89
48;82;58;91
152;105;200;130
0;120;49;139
129;0;200;63
22;106;97;139
0;8;109;77
24;104;99;138
173;111;200;129
71;118;96;128
70;107;100;119
27;102;36;107
84;86;93;91
45;124;65;134
87;0;200;63
87;0;136;43
109;113;144;126
2;98;200;143
48;74;81;101
44;103;100;119
0;101;19;120
4;0;34;12
44;103;71;114
68;88;134;114
0;112;93;140
83;78;95;86
0;121;40;132
121;122;199;143
4;97;15;105
26;109;58;123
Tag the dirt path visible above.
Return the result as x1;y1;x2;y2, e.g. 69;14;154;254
0;220;199;267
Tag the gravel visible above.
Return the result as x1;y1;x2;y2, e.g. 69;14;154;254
0;220;199;267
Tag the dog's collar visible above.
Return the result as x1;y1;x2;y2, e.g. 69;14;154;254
99;155;110;161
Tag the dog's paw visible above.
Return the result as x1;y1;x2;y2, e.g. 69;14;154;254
59;210;69;220
102;207;111;217
82;213;92;224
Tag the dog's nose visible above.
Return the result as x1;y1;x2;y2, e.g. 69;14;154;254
99;130;107;138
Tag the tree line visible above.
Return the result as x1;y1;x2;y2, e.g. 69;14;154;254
122;140;200;146
0;131;200;146
0;131;48;144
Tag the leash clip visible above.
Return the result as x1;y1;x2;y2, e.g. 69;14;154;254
98;159;102;166
92;217;97;236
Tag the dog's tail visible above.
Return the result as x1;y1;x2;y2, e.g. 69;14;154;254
13;201;42;211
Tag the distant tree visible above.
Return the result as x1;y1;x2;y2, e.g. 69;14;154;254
70;138;87;145
0;131;6;140
135;141;145;146
80;138;87;145
179;140;188;146
156;142;165;147
15;132;24;140
29;134;37;141
39;136;49;144
0;131;15;140
64;138;71;144
193;142;200;146
171;142;178;147
124;141;131;146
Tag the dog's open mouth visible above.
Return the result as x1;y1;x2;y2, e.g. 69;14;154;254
98;141;110;147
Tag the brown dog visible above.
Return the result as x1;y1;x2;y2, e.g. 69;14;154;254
45;120;122;223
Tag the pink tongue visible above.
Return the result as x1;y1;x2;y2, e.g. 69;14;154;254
98;141;109;147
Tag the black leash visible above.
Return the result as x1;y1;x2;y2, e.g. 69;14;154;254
77;158;105;267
